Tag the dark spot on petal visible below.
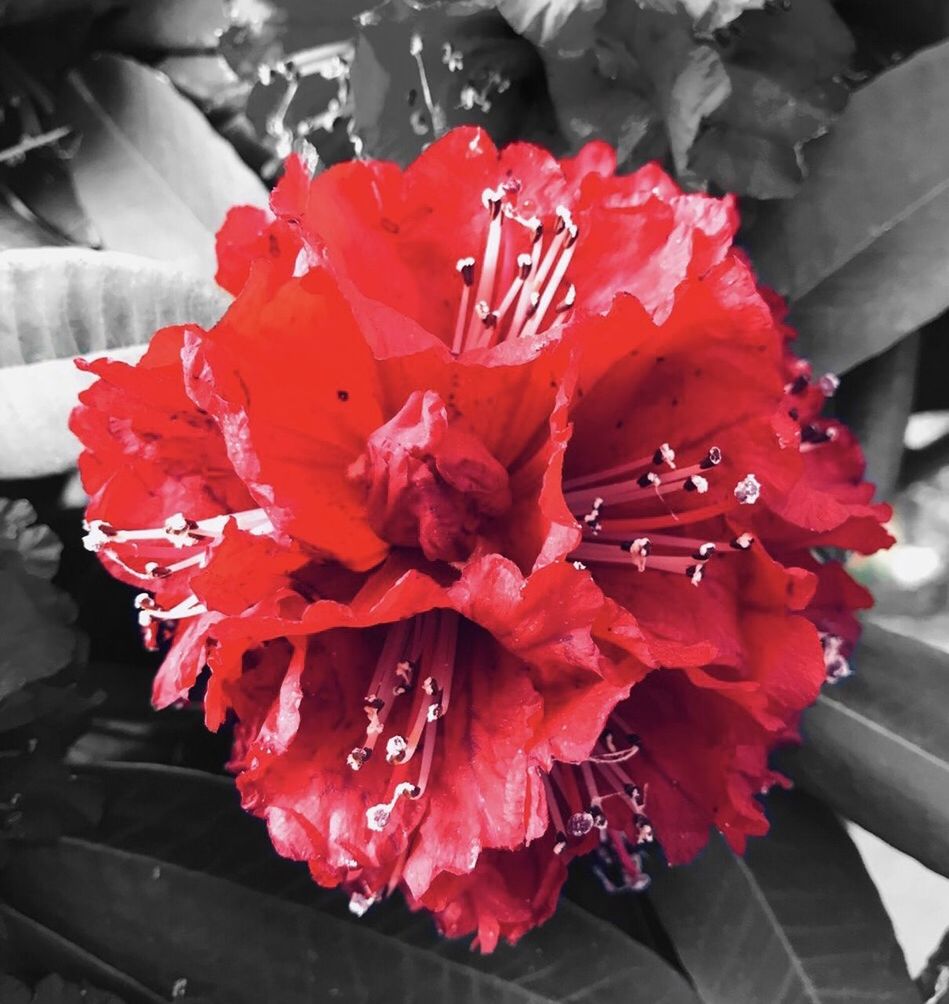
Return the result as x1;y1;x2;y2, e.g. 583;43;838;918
381;218;400;234
337;390;349;402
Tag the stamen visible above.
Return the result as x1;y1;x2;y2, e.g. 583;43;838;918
572;543;712;580
619;537;650;572
654;443;677;469
541;772;569;854
563;445;677;493
452;256;475;354
734;473;761;505
409;34;445;137
582;497;604;534
555;282;576;313
520;216;578;339
800;425;838;452
566;810;595;838
348;890;377;917
463;187;505;348
365;781;419;832
730;532;754;550
597;499;738;533
699;446;723;469
488;252;533;339
136;593;207;627
385;735;407;762
82;508;274;553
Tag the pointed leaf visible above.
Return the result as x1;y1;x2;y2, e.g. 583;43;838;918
648;789;918;1004
59;54;268;278
744;41;949;372
0;247;229;477
781;622;949;879
1;905;164;1004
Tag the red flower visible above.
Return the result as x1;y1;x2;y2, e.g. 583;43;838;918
73;126;890;950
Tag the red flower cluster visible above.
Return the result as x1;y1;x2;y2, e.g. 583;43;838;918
73;128;891;950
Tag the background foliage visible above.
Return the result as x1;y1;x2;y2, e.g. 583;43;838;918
1;1;948;1001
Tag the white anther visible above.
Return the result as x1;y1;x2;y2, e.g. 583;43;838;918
347;747;370;771
409;33;422;56
426;702;442;722
82;519;114;552
687;475;709;494
658;443;676;468
555;205;574;230
566;811;594;838
572;560;587;571
734;474;761;505
365;783;421;832
731;532;754;550
627;538;650;573
481;185;504;210
555;282;576;312
385;735;407;763
349;891;376;917
456;256;476;284
818;373;840;397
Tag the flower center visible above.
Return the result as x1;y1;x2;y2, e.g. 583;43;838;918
563;443;760;586
451;188;579;353
351;389;512;563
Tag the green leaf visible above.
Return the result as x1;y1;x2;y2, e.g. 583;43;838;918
59;54;268;278
0;202;68;250
100;0;273;53
538;0;851;198
781;622;949;880
1;762;699;1003
0;0;120;26
351;0;559;166
2;905;164;1004
744;41;949;373
0;499;78;702
832;334;920;497
0;973;126;1004
917;927;949;1002
1;155;102;249
495;0;605;49
0;247;229;478
648;789;918;1004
